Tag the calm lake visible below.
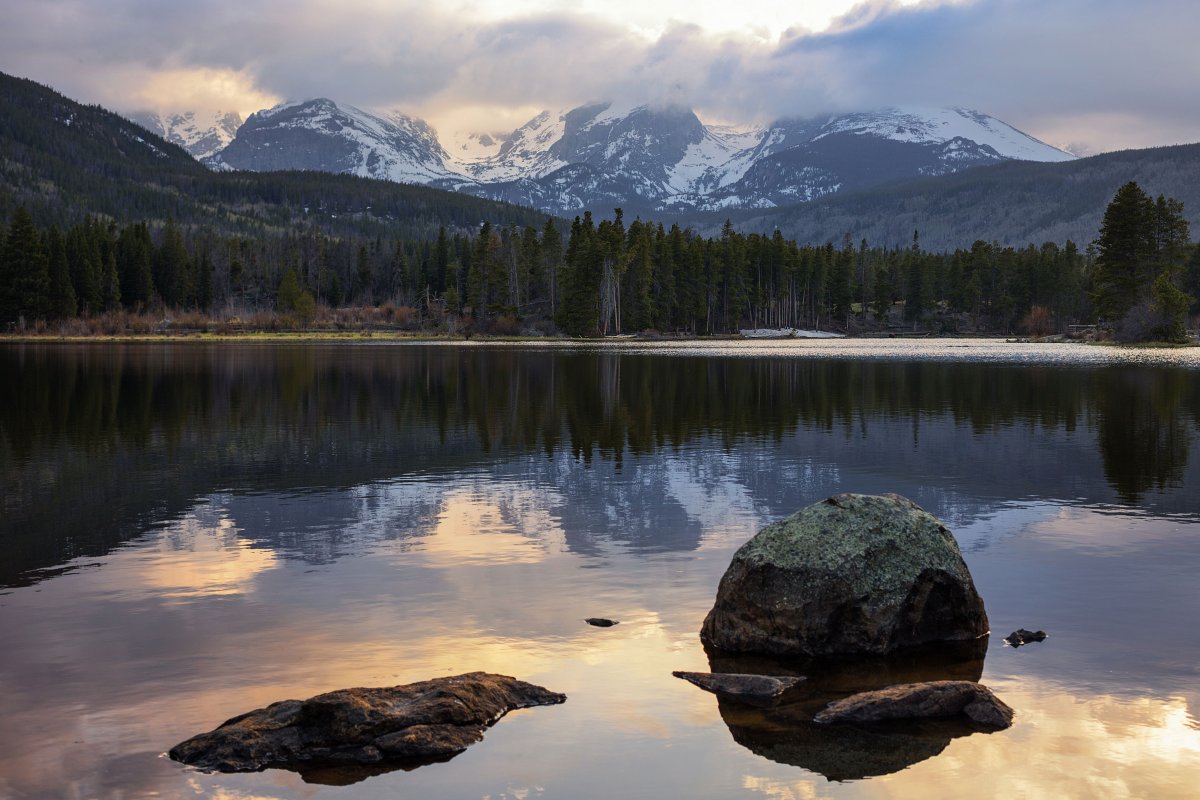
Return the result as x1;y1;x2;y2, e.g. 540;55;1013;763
2;340;1199;799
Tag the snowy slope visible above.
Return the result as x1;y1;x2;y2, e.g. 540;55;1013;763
442;130;507;164
208;99;457;184
131;110;243;159
446;109;569;182
665;124;764;195
813;107;1074;163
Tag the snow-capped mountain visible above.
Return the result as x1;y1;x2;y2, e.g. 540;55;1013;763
195;100;1074;215
130;109;243;159
436;103;729;211
689;106;1075;210
206;99;457;183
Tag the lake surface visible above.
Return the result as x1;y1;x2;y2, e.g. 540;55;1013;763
2;340;1199;799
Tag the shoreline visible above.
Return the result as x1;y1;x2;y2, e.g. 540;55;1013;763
1;332;1195;348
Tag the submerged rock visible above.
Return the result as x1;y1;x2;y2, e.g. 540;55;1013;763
169;672;565;776
707;641;992;781
672;671;805;707
814;680;1013;729
701;493;988;656
584;618;619;627
1004;628;1048;647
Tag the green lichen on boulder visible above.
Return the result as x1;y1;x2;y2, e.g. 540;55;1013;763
701;493;988;656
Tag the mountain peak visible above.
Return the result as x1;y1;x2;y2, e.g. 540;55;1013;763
209;97;454;183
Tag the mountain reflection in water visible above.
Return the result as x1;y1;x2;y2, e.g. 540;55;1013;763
4;343;1199;588
0;341;1198;799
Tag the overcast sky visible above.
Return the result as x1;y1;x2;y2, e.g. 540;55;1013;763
2;0;1197;153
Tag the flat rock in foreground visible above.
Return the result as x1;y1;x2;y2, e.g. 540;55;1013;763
813;680;1013;729
702;493;988;656
672;671;805;706
169;672;566;774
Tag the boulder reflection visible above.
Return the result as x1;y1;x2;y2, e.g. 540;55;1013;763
256;753;460;787
703;639;993;781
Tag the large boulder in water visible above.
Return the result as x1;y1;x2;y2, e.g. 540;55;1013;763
701;493;988;656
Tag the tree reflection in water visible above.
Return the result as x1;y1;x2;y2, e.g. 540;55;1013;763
2;343;1198;588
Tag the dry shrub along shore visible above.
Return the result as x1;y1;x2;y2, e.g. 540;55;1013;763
4;304;439;338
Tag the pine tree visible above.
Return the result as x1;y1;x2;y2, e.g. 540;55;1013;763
904;230;925;323
386;242;407;302
556;214;601;336
0;207;51;324
46;226;77;319
871;262;892;322
827;240;854;325
354;244;372;304
541;218;562;316
1093;181;1154;321
117;223;155;309
597;210;626;334
155;220;191;308
67;222;101;314
196;247;214;311
1185;245;1200;316
432;226;451;296
100;229;121;312
1150;272;1191;342
466;222;494;316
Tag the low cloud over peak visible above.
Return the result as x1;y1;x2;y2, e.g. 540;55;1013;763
1;0;1197;153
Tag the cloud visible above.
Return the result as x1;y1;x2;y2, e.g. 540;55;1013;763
0;0;1196;151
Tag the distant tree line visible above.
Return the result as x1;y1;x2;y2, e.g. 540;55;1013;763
0;209;488;324
2;183;1197;338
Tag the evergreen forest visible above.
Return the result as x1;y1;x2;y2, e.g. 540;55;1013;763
1;186;1198;339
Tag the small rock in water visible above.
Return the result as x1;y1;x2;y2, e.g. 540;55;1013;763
813;680;1013;729
169;672;565;775
1004;629;1047;647
585;618;619;627
672;671;805;707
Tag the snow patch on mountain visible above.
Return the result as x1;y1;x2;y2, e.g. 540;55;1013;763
815;107;1074;163
131;109;243;159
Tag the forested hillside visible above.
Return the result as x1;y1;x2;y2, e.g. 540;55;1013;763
708;144;1200;251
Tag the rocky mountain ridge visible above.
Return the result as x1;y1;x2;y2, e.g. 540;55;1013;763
164;99;1072;216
